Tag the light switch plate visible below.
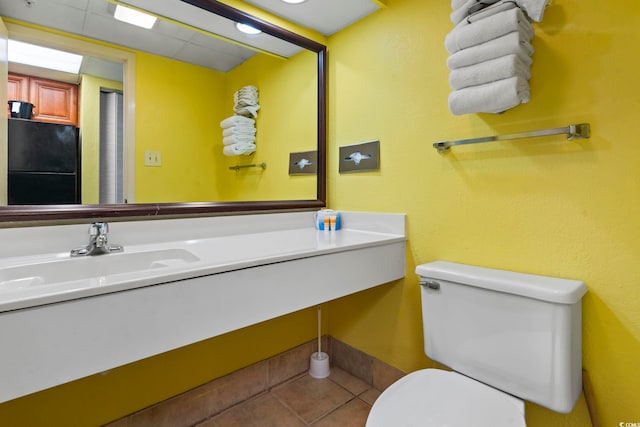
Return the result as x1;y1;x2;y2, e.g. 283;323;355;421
144;150;162;167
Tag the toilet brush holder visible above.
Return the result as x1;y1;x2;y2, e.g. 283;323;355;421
309;351;330;379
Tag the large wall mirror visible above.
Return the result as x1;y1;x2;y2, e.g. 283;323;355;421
0;0;326;223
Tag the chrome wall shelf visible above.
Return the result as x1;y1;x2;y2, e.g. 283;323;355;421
433;123;591;153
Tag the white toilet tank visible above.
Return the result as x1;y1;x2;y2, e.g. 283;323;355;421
416;261;587;413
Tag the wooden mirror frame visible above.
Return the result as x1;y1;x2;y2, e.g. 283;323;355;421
0;0;326;223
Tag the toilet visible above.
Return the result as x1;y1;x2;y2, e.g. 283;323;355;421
366;261;587;427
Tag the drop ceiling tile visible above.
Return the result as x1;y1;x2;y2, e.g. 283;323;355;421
243;0;381;36
56;0;90;10
0;1;87;34
152;19;199;42
84;12;186;58
232;30;303;58
86;0;113;17
126;0;233;35
174;43;251;72
189;32;256;59
127;0;301;57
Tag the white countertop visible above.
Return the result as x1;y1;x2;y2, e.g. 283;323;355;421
0;211;405;313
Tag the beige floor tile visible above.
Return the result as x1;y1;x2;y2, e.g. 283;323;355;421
208;393;305;427
358;388;381;406
329;367;371;396
194;417;217;427
273;374;355;424
311;399;371;427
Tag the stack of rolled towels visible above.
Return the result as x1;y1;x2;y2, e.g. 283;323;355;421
220;115;256;156
445;0;547;115
234;85;260;118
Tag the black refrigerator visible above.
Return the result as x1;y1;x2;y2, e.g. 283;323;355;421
8;118;81;204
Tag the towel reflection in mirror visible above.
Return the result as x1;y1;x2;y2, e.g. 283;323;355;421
221;86;260;156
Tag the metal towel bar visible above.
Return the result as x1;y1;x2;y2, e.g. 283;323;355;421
229;162;267;171
433;123;591;153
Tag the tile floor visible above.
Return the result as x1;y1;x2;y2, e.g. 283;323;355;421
104;337;405;427
195;367;380;427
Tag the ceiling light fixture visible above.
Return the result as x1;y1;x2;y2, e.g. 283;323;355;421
114;4;157;29
8;39;83;74
281;0;308;4
235;23;262;35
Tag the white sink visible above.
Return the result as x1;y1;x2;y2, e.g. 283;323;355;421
0;249;199;290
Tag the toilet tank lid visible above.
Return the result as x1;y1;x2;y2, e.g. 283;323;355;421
416;261;587;304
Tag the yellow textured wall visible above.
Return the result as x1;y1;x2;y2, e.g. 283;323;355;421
326;0;640;426
79;75;123;204
216;49;318;202
134;53;226;203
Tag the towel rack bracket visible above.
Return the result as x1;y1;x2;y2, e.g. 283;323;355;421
568;123;590;140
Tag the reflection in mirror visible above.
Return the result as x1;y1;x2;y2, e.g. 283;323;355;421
0;0;326;222
7;46;127;205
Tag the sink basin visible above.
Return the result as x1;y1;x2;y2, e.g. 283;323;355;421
0;249;199;290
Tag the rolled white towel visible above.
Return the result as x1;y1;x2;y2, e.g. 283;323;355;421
234;87;259;111
234;100;258;110
220;115;255;129
464;3;535;41
223;134;256;146
234;104;260;118
465;0;519;23
452;0;501;9
235;96;258;107
223;143;256;156
448;75;530;115
234;99;258;108
449;54;531;90
452;0;469;9
451;0;504;25
234;85;258;98
447;30;534;70
222;126;256;137
450;0;479;25
445;7;532;54
515;0;548;22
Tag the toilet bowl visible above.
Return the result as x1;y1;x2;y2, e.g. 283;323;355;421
366;369;525;427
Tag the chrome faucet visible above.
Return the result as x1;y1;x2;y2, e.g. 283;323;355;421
70;222;124;257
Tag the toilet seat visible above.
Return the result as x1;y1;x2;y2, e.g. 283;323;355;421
366;369;526;427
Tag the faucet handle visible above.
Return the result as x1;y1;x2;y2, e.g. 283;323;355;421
89;222;108;236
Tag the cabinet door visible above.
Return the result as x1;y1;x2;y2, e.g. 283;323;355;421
7;73;29;117
29;77;78;126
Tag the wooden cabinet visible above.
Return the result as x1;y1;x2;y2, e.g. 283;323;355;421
7;73;29;103
7;73;78;126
